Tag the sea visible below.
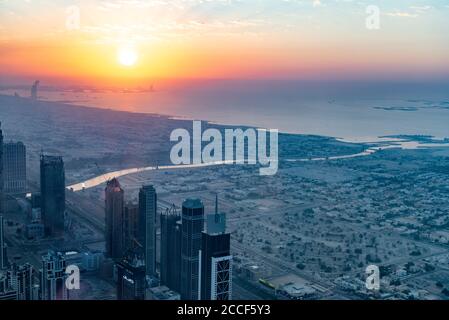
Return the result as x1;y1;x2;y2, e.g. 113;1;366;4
2;80;449;143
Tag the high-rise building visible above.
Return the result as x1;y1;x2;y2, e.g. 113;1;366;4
8;263;34;300
199;197;232;300
0;216;7;270
116;249;146;300
3;142;26;194
0;271;17;300
160;210;181;293
200;232;232;300
123;203;139;253
31;80;39;100
0;122;3;214
40;155;65;236
39;251;68;300
0;278;16;300
206;195;226;234
138;185;157;277
180;198;204;300
105;178;124;260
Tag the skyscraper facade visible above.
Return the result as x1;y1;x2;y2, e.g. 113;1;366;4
123;203;139;253
39;251;68;300
116;249;146;300
0;272;16;300
40;155;65;236
180;198;204;300
3;142;26;194
200;197;232;300
200;232;232;300
8;263;34;300
160;212;181;293
105;178;124;260
138;185;157;277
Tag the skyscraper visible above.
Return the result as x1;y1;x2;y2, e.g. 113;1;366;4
40;155;65;236
105;178;124;260
8;263;34;300
138;185;157;277
3;142;26;194
39;251;68;300
180;198;204;300
0;216;6;270
123;203;139;253
116;249;146;300
206;194;226;234
200;198;232;300
0;272;16;300
31;80;39;100
200;233;232;300
160;210;181;293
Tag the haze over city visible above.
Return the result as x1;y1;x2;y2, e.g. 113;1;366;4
1;0;449;306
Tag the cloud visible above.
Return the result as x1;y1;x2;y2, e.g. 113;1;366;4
386;12;418;18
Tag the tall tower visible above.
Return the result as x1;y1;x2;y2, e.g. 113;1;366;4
116;249;146;300
3;141;27;195
31;80;39;100
200;196;232;300
0;216;6;270
123;203;139;253
8;263;34;300
105;178;124;260
200;233;232;300
39;251;68;300
160;208;181;293
40;155;65;236
138;185;157;277
180;198;204;300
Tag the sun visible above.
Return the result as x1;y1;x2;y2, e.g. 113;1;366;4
117;47;138;67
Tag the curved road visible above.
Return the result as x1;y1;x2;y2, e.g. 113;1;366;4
67;140;449;192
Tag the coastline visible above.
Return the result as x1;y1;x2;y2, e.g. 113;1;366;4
0;93;359;141
2;93;449;193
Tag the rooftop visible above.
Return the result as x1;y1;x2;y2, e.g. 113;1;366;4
183;198;204;209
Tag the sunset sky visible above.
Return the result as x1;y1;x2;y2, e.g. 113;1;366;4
0;0;448;86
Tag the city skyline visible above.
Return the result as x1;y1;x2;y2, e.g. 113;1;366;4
0;128;234;300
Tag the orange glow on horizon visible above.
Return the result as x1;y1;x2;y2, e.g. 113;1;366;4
1;0;448;87
1;29;448;87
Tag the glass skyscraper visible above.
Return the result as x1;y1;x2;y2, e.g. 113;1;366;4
138;185;157;277
160;211;181;293
105;178;124;260
180;198;204;300
3;141;26;194
40;155;65;237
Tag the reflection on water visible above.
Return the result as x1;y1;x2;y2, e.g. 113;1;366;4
3;87;449;142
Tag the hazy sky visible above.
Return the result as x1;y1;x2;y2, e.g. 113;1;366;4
0;0;448;85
